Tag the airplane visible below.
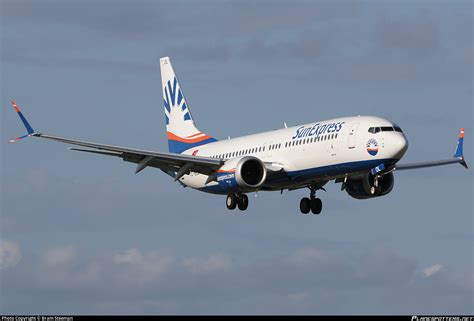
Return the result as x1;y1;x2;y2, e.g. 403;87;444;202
8;56;468;214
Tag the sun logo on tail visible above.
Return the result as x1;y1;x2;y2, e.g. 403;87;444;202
163;77;192;125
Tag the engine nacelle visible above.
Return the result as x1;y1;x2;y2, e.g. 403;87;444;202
345;172;395;200
217;156;267;193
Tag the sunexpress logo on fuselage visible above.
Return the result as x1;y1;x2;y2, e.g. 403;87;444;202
292;122;345;140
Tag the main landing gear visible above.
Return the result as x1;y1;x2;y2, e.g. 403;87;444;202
299;188;323;215
226;194;249;211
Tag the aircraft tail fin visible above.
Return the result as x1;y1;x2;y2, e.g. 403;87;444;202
160;57;217;154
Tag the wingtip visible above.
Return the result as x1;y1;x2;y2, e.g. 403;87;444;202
11;100;20;112
454;127;465;159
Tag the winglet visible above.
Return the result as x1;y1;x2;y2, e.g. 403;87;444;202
454;128;468;169
8;100;36;143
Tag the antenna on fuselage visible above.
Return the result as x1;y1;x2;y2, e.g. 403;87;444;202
284;122;288;128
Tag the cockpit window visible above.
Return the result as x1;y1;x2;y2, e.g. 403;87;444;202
369;126;403;133
368;127;381;134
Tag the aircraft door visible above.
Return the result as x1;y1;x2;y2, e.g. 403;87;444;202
348;123;359;149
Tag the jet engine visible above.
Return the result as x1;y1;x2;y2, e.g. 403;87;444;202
345;172;395;200
216;156;267;192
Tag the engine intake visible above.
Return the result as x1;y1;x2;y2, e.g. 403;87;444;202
217;156;267;192
346;172;395;200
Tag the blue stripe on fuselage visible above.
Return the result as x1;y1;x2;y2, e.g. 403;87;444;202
195;158;398;195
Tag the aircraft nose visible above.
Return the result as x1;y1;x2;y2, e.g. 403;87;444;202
393;134;408;159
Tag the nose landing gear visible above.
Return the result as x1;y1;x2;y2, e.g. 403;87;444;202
299;187;323;215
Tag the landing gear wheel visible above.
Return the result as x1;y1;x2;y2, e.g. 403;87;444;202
237;194;249;211
311;198;322;215
226;194;237;210
300;197;311;214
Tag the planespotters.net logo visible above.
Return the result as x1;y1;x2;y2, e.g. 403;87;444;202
412;316;474;321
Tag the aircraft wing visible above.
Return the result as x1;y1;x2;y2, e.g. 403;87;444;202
394;128;468;171
8;101;223;179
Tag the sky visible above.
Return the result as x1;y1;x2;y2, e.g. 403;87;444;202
1;0;473;315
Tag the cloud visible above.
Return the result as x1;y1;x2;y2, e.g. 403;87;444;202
355;246;417;286
183;253;232;275
0;240;21;269
372;13;440;58
43;245;76;266
1;0;360;68
1;244;473;314
2;0;360;40
112;248;143;265
164;41;232;63
239;30;334;62
288;248;331;266
422;264;444;278
112;248;176;284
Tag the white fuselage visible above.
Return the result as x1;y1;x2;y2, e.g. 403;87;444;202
179;115;408;194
